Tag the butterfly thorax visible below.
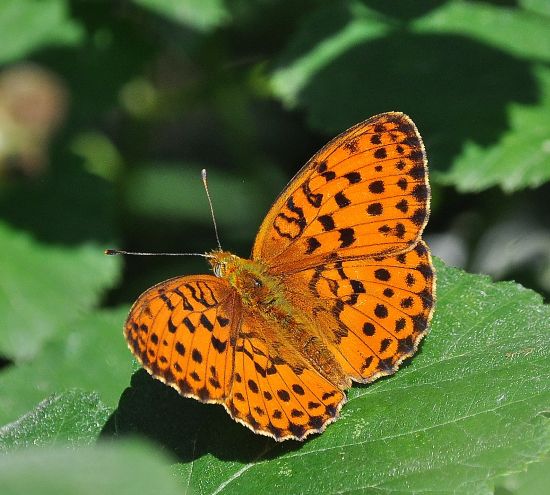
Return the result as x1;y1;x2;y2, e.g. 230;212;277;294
209;250;286;310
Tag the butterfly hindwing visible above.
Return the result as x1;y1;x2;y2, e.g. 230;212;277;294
225;310;345;441
282;241;435;383
125;275;239;402
252;112;430;273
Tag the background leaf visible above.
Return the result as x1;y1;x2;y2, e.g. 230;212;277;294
436;66;550;192
0;441;182;495
269;0;549;190
520;0;550;17
132;0;229;31
413;0;550;62
0;0;83;64
0;308;131;425
495;456;550;495
0;222;121;362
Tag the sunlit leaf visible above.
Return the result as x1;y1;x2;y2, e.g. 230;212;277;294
0;222;121;361
0;0;83;64
0;308;130;425
132;0;229;31
0;390;110;452
413;0;550;62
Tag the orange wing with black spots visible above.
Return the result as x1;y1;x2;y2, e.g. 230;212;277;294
282;241;435;383
125;276;239;402
252;112;430;273
224;310;345;441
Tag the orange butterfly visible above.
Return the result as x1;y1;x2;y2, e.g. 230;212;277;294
121;112;435;441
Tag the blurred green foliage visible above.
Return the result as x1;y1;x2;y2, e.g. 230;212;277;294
0;1;549;494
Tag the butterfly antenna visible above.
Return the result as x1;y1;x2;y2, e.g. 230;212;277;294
201;168;223;251
105;169;223;258
105;249;214;258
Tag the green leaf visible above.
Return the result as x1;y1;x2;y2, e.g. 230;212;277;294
437;66;550;192
106;260;550;494
0;0;83;65
0;308;131;425
0;390;110;452
0;222;121;361
125;164;248;223
132;0;229;32
519;0;550;17
413;0;550;63
270;1;550;112
496;456;550;495
270;2;390;107
0;441;182;495
268;1;548;187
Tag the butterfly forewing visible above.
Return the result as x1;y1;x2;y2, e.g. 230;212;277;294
252;112;430;273
125;275;239;402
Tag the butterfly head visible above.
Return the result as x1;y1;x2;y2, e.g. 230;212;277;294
208;250;281;306
208;250;239;279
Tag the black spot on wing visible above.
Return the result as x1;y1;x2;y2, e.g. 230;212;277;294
363;323;375;336
192;349;203;363
306;237;322;254
302;180;323;208
211;335;227;353
374;147;387;159
338;228;355;248
397;178;408;191
199;314;214;332
173;288;193;310
334;191;351;208
344;171;361;184
367;202;383;216
412;184;429;201
408;163;426;179
217;315;230;327
396;199;409;213
411;208;427;226
183;317;195;334
318;214;335;231
175;342;185;356
369;180;385;194
159;293;175;310
321;171;336;181
167;317;177;333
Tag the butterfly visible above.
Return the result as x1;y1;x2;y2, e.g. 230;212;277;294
122;112;435;441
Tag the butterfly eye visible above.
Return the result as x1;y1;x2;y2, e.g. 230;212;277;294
214;263;225;278
253;278;263;288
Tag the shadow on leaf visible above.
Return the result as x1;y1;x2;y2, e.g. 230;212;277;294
100;370;305;463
